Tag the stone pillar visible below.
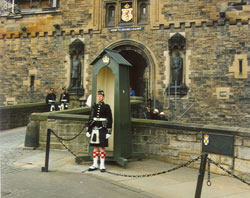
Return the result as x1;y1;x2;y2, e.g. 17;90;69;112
24;121;39;148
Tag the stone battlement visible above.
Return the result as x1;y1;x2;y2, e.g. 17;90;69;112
0;17;249;39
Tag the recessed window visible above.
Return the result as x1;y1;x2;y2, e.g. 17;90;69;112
142;4;147;15
30;75;35;88
106;4;116;27
110;7;115;18
219;91;227;97
138;1;148;24
239;59;243;75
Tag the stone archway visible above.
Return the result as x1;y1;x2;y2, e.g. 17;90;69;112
107;40;156;102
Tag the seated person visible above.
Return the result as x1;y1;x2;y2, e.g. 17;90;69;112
151;109;159;120
159;112;168;121
146;107;159;120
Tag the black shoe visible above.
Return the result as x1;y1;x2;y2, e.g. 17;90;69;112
88;166;98;171
100;168;106;172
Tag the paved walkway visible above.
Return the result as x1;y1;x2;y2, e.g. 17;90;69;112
1;127;250;198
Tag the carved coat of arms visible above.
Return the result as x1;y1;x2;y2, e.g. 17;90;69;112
121;3;133;22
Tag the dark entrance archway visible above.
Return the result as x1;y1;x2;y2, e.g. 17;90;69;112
107;40;157;113
108;41;155;101
117;50;147;97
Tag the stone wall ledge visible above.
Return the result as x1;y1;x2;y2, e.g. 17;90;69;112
30;110;250;138
30;106;90;121
48;113;89;121
0;102;47;110
131;118;250;137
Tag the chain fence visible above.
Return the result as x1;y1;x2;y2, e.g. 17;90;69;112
49;128;250;186
207;159;211;186
50;127;86;157
106;156;201;178
207;157;250;186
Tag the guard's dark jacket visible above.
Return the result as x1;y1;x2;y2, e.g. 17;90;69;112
159;116;168;121
46;93;56;111
59;93;70;103
46;93;56;104
87;102;112;147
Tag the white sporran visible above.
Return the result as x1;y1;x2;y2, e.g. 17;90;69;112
90;128;100;144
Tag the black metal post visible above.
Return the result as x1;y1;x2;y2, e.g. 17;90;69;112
195;153;208;198
41;129;51;172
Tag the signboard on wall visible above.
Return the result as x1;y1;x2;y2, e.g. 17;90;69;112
202;133;234;156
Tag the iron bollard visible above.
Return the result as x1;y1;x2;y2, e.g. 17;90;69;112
195;153;208;198
41;129;51;172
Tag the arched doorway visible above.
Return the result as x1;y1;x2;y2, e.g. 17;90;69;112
118;50;147;97
108;40;155;103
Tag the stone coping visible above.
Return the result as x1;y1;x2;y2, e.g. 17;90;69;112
0;102;47;110
30;107;250;138
24;99;249;138
130;96;144;100
48;113;89;121
30;106;90;121
55;106;91;114
131;118;250;137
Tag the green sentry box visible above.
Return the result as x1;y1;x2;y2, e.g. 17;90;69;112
76;48;144;167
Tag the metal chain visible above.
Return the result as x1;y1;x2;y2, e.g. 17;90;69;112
105;156;201;178
50;127;85;141
55;137;78;157
49;127;87;157
207;159;211;186
52;133;201;178
49;130;250;184
50;133;201;178
207;158;250;186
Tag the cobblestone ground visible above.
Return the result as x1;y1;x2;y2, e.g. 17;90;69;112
0;127;43;175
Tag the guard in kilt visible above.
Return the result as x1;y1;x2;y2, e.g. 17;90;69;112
86;90;112;172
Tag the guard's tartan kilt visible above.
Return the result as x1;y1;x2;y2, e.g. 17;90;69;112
89;127;109;147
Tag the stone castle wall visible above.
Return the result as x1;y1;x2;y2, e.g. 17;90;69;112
30;113;250;181
0;102;48;130
0;0;249;127
131;119;250;181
